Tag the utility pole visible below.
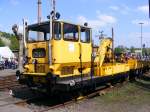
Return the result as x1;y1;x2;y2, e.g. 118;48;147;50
37;0;42;40
37;0;42;24
99;31;104;39
52;0;56;14
51;0;56;19
48;0;56;66
139;23;144;57
112;28;114;62
148;0;150;56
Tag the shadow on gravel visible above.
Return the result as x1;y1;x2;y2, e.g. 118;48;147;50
133;81;150;91
12;87;75;108
26;92;73;106
12;87;39;100
133;75;150;92
140;75;150;81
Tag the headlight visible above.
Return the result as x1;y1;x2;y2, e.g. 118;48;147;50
69;80;76;86
32;59;38;64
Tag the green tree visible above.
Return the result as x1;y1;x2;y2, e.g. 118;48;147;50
130;46;135;53
115;45;127;54
9;35;19;50
0;38;5;47
0;31;19;50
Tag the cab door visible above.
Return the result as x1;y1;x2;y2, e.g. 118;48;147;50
27;42;48;73
79;27;92;72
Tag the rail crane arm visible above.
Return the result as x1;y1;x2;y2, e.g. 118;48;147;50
95;38;112;67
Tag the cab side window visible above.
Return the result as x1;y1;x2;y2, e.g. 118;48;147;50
80;28;90;43
53;22;61;40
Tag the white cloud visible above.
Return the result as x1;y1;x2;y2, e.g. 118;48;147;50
10;0;19;6
129;32;150;38
132;19;150;27
110;6;119;11
120;5;130;15
109;5;130;15
128;32;150;47
137;5;149;14
77;13;117;29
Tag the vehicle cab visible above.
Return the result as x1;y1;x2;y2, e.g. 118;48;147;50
24;20;92;78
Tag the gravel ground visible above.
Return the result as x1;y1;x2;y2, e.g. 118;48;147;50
0;73;149;112
0;69;17;77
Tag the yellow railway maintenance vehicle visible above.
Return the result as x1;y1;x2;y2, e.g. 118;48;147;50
12;12;149;93
13;19;149;92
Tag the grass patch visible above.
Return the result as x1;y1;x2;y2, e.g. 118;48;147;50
95;76;150;105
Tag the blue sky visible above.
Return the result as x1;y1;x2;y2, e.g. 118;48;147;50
0;0;150;48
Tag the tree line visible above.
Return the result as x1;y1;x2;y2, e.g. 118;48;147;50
0;31;19;50
115;45;150;56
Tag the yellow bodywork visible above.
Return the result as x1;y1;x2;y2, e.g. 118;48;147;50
25;41;49;73
95;63;129;77
94;38;129;77
49;39;92;77
127;59;143;70
24;21;92;78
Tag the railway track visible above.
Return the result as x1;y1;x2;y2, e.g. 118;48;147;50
0;74;128;112
0;75;21;91
37;84;123;112
13;83;122;112
1;73;148;111
0;81;115;111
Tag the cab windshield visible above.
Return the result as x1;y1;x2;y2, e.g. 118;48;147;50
27;21;61;42
63;23;78;41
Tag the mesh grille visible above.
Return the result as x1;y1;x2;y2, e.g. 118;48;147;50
36;64;45;73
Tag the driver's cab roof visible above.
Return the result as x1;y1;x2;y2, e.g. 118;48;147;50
27;20;91;32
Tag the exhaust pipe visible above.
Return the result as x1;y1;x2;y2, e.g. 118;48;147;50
12;24;24;72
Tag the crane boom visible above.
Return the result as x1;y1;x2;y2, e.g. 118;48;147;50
95;38;112;67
